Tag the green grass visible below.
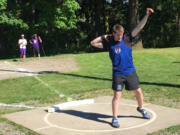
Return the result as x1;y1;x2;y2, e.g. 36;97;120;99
133;48;180;108
147;125;180;135
0;47;180;134
0;117;40;135
0;48;179;107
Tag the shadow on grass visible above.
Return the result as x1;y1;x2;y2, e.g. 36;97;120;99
140;82;180;88
1;69;180;88
55;109;144;125
52;72;180;88
12;59;18;62
172;62;180;64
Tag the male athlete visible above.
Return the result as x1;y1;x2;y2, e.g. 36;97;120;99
91;8;154;128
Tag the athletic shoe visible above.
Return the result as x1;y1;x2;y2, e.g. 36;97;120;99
111;117;120;128
137;107;150;119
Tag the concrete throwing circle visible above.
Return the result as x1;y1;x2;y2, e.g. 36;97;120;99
44;103;156;132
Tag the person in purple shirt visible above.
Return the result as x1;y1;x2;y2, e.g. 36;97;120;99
30;34;42;59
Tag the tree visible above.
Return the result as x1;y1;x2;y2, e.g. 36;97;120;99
139;0;180;48
0;0;80;58
76;0;128;51
129;0;144;48
0;0;29;57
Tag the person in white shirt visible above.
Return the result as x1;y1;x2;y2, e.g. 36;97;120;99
18;34;27;60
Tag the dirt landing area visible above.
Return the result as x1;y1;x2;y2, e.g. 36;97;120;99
0;56;79;80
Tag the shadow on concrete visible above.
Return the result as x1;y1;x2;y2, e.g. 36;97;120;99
55;110;145;126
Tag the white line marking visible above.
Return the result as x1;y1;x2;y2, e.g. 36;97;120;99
35;126;52;131
0;103;34;109
42;102;157;132
17;68;28;71
4;61;11;65
17;68;35;76
3;61;66;99
33;76;61;96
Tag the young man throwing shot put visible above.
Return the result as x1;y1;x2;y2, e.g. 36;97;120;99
91;8;154;128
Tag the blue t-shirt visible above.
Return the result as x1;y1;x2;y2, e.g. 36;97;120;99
102;34;135;76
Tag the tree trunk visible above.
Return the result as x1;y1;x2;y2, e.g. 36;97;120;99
129;0;143;48
94;0;104;36
176;13;180;33
104;16;109;33
57;0;64;4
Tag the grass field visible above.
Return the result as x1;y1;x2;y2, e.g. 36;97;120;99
0;47;180;134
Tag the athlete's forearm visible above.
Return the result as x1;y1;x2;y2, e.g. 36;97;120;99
91;42;104;48
131;14;149;37
91;36;104;49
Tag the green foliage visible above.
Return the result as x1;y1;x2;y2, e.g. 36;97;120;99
0;0;6;10
33;0;80;31
0;13;28;29
0;0;28;29
0;0;29;58
0;0;80;58
139;0;180;48
55;0;80;30
74;0;129;52
0;0;179;58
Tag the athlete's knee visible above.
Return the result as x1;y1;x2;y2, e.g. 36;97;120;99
134;88;142;95
113;91;121;101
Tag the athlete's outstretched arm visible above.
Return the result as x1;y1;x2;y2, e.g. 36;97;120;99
91;35;107;48
131;8;154;37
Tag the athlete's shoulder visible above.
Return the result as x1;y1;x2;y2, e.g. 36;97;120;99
123;33;132;40
123;33;133;47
